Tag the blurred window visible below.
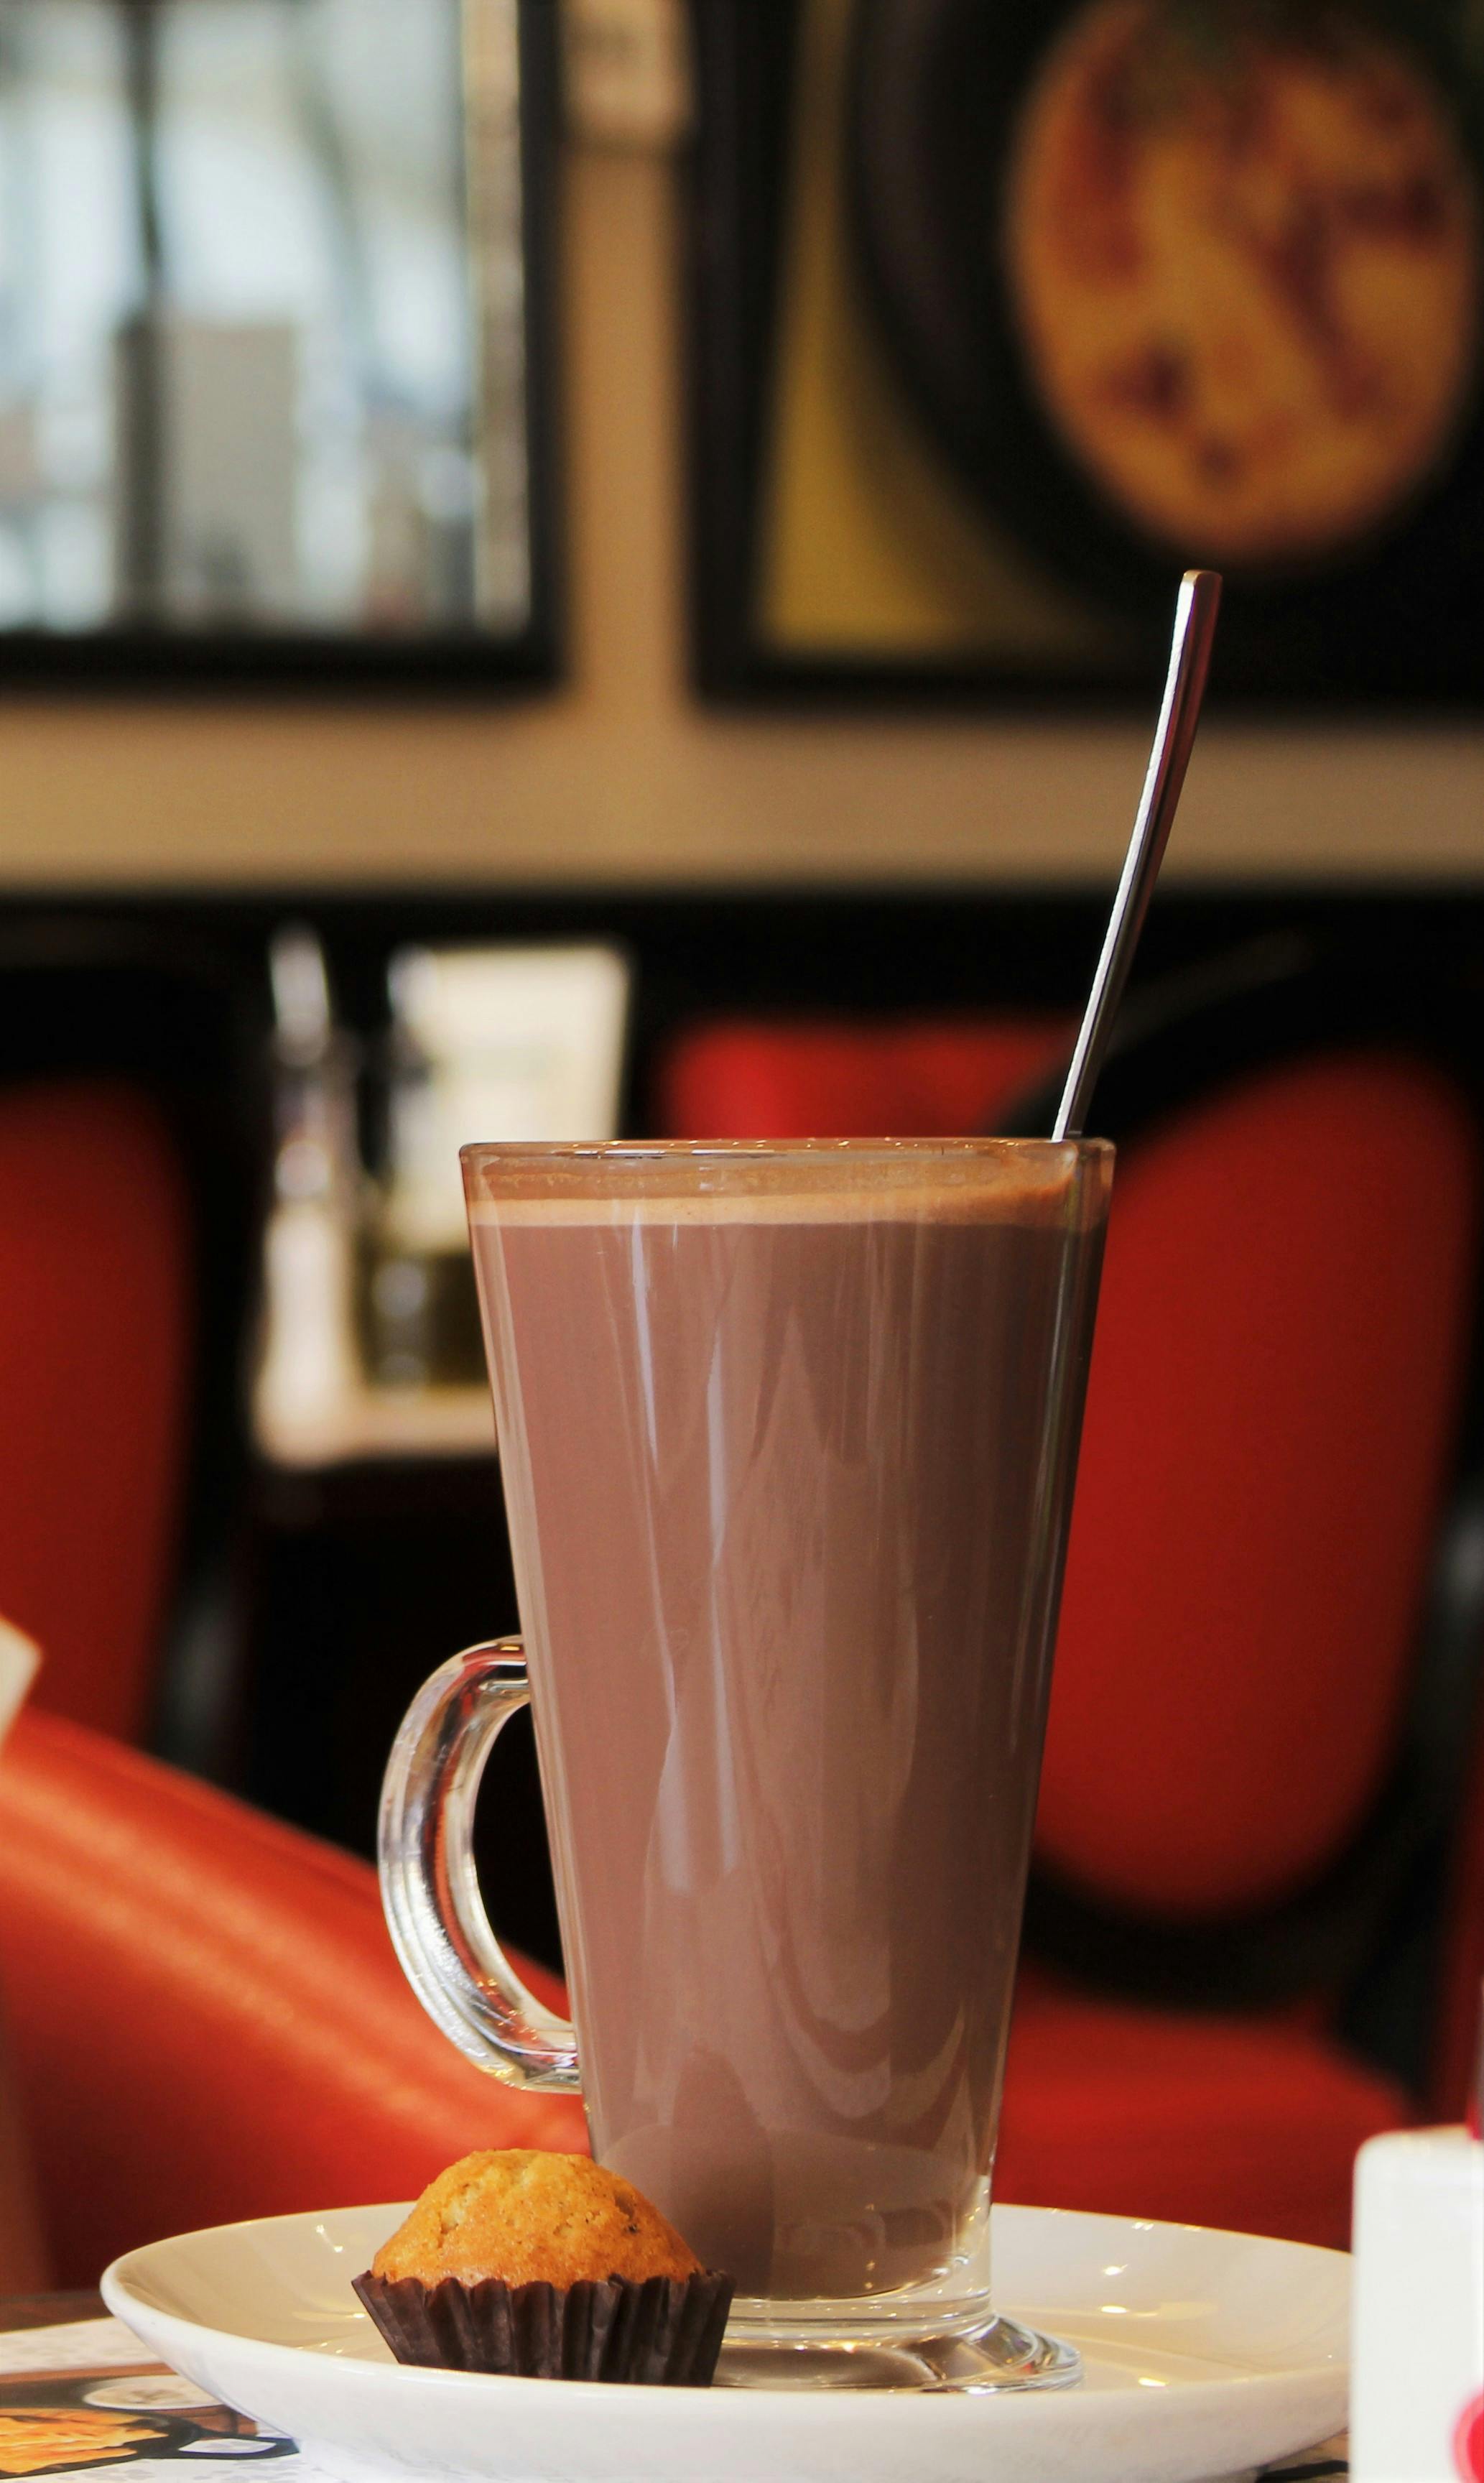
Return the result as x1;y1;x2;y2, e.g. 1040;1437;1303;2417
0;0;529;633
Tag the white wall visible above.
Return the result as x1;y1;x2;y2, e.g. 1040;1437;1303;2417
1;143;1480;889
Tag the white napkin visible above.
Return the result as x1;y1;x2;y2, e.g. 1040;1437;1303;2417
0;1615;39;1748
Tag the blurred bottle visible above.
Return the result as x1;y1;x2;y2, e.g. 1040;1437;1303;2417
361;943;630;1390
362;951;485;1390
256;924;364;1440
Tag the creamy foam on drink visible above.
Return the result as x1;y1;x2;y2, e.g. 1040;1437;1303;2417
471;1157;1108;2302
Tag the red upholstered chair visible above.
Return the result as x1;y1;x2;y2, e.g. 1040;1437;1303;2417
0;928;266;1759
0;1707;586;2288
991;952;1484;2246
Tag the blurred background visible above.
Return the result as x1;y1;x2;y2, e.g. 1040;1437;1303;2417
0;0;1482;2291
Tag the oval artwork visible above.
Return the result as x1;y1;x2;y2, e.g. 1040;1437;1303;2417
1005;0;1482;567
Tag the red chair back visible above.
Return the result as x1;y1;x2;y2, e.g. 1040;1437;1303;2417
1037;1053;1482;1918
0;1081;192;1744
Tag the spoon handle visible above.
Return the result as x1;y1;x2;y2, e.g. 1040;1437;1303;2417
1052;569;1223;1143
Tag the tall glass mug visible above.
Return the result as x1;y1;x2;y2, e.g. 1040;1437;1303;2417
381;1139;1112;2379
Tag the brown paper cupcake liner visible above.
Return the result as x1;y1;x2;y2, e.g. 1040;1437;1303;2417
352;2267;733;2386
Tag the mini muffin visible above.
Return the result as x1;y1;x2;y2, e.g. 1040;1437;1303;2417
353;2150;733;2385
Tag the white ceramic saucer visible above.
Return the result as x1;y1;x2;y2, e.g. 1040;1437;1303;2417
103;2201;1348;2483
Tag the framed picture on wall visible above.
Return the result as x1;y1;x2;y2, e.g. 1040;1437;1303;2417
0;0;560;691
687;0;1484;706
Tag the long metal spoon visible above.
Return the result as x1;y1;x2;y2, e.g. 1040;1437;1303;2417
1052;569;1223;1142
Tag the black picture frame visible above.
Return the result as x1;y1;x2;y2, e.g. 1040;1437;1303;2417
0;0;562;698
686;0;1484;712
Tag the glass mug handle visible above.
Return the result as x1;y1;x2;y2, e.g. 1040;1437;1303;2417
378;1638;580;2091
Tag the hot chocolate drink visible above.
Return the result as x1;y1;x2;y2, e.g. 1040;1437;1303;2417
469;1150;1109;2309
